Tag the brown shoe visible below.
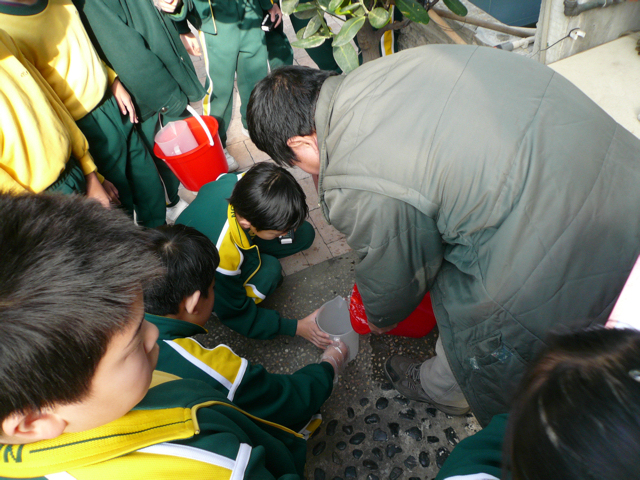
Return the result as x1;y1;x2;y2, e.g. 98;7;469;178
384;355;470;416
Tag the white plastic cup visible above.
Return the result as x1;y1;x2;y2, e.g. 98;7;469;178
316;296;359;363
154;120;198;157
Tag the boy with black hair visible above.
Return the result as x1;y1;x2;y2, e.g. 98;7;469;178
176;162;332;348
0;193;346;480
144;224;346;435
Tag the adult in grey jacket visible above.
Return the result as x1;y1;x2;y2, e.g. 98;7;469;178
246;45;640;426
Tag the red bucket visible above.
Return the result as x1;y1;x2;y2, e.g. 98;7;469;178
349;283;436;338
153;114;227;192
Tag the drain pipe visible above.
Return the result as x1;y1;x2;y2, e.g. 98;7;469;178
564;0;626;16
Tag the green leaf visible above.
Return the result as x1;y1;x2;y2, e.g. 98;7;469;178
368;7;390;28
335;2;363;14
294;2;316;11
332;15;366;47
317;0;331;10
291;34;328;48
294;8;319;18
296;27;305;40
395;0;430;24
281;0;300;15
327;0;343;12
443;0;468;16
333;43;359;73
303;14;323;38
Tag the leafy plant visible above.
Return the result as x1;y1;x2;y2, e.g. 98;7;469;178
282;0;467;72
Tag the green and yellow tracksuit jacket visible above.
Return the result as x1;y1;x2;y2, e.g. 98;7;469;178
146;313;333;436
0;374;318;480
176;174;298;339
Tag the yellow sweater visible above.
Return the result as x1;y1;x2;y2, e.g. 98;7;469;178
0;30;97;193
0;0;116;120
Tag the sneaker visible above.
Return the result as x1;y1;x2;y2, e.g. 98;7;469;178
224;148;239;172
166;198;189;224
241;126;250;138
384;355;470;416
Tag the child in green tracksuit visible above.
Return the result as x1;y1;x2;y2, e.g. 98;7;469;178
161;0;278;149
144;224;349;436
72;0;214;207
0;193;347;480
176;162;332;348
0;0;171;227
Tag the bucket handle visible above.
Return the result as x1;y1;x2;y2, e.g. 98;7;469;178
186;105;214;147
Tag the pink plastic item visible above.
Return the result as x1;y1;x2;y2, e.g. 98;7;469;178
154;120;198;157
349;283;436;338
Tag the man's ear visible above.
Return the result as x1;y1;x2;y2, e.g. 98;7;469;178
2;411;67;443
286;134;318;153
183;290;202;315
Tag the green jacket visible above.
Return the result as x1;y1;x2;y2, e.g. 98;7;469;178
73;0;205;121
176;175;298;339
435;414;506;480
175;0;273;36
0;376;311;480
316;45;640;426
147;312;333;434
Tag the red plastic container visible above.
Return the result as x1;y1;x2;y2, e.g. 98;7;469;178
153;115;227;192
349;284;436;338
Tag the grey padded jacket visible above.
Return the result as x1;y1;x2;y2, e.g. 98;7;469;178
316;45;640;426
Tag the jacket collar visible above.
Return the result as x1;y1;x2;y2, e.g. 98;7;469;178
315;75;345;224
227;204;253;250
144;312;206;339
0;373;195;479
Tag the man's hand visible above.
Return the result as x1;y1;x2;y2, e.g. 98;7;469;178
84;172;111;208
102;179;121;205
268;3;282;28
296;309;333;349
368;320;398;334
180;32;202;56
111;78;138;124
321;340;349;379
155;0;181;13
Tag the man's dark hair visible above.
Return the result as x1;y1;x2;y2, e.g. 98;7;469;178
0;193;162;424
247;66;339;167
504;327;640;480
143;224;220;316
228;162;309;232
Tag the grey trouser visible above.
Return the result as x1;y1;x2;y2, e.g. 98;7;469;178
419;337;469;408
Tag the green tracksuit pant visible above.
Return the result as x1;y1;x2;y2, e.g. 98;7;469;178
45;158;87;194
199;8;268;147
76;95;167;227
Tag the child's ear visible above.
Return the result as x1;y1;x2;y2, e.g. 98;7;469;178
183;290;202;315
2;411;67;443
236;217;252;230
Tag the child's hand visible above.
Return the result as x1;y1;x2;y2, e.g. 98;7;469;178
155;0;181;13
84;172;112;208
180;32;202;56
102;179;121;205
111;78;138;124
296;309;332;349
321;340;349;379
267;3;282;28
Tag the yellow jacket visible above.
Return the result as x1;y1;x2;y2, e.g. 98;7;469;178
0;30;97;193
0;0;116;120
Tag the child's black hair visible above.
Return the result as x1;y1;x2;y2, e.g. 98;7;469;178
505;327;640;480
143;224;220;316
0;193;162;424
228;162;308;232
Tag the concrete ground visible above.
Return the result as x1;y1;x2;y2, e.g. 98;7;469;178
181;15;640;480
